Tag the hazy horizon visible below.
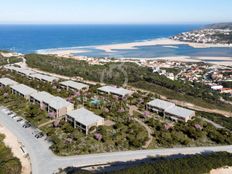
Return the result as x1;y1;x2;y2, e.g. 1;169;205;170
0;0;231;24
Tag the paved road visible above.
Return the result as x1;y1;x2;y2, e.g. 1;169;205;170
1;109;232;174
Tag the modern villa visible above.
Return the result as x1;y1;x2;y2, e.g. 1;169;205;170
0;78;18;87
30;91;55;108
60;80;89;91
146;99;175;113
29;73;58;83
147;99;195;122
48;97;74;118
5;65;58;83
98;86;134;98
66;107;104;134
11;84;38;99
165;106;195;122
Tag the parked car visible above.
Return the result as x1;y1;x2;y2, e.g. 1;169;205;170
9;113;17;118
35;132;44;139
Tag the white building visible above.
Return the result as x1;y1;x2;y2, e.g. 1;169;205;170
60;80;89;91
0;78;18;87
147;99;195;122
11;84;38;99
165;106;195;122
66;107;104;134
98;86;134;98
48;97;74;117
29;73;58;83
146;99;175;113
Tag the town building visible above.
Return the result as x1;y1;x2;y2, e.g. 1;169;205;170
66;107;104;134
98;86;134;98
11;84;38;99
0;78;18;87
60;80;89;91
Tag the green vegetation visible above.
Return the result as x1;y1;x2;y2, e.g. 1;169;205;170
0;134;22;174
113;152;232;174
0;56;22;66
0;69;72;98
0;50;11;53
0;87;50;127
59;152;232;174
25;54;232;112
146;117;232;147
41;119;148;156
199;111;232;131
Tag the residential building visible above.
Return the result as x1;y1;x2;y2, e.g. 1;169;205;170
146;99;195;122
47;97;74;117
98;86;134;98
60;80;89;91
30;91;54;109
11;84;38;99
165;106;195;122
29;73;58;83
66;107;104;134
0;78;18;87
146;99;175;113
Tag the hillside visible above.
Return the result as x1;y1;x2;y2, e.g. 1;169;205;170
171;22;232;44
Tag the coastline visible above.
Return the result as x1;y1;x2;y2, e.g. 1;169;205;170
35;38;232;66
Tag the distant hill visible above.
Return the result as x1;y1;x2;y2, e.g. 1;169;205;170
171;22;232;44
205;23;232;30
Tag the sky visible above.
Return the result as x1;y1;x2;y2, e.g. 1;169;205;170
0;0;231;24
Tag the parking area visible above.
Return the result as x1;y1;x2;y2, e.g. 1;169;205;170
0;107;47;139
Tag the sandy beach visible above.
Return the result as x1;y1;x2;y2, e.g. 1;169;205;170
38;38;232;66
37;49;88;57
0;123;31;174
95;38;232;52
210;167;232;174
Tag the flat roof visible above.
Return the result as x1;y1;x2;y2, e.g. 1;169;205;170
30;91;54;103
98;86;133;96
147;99;175;110
0;78;18;86
30;73;58;82
60;80;89;90
11;84;38;96
165;106;195;119
49;96;73;110
67;107;104;127
16;68;36;76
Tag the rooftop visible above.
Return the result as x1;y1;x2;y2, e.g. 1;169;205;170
165;106;195;119
30;73;58;82
11;84;38;96
60;80;89;90
49;96;73;110
30;91;55;103
0;78;18;86
67;107;104;127
147;99;175;110
98;86;133;97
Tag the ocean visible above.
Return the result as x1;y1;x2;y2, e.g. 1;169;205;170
0;24;199;53
0;24;232;59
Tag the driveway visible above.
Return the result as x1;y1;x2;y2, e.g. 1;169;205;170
1;108;232;174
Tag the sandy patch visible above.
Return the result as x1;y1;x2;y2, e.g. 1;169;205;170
0;124;31;174
94;38;232;53
210;167;232;174
38;49;88;57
